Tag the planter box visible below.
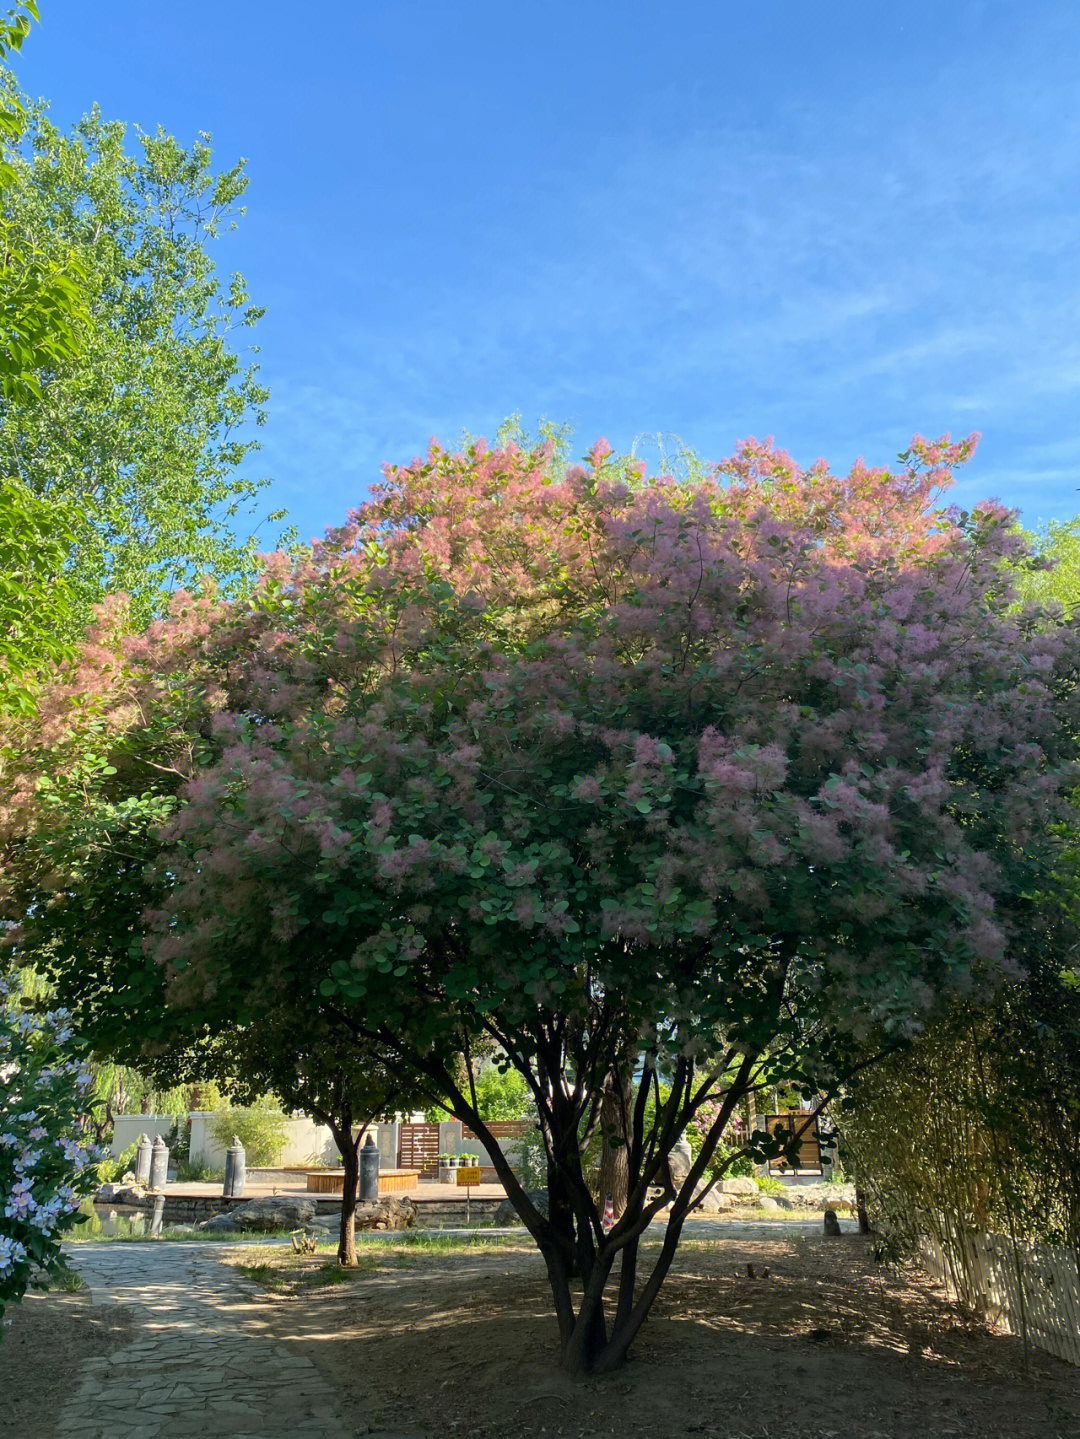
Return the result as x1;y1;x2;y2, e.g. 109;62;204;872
378;1169;419;1193
305;1168;419;1195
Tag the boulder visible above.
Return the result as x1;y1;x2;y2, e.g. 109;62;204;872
199;1211;241;1233
667;1149;692;1188
719;1176;759;1196
689;1186;732;1214
94;1180;152;1205
492;1189;549;1227
199;1197;318;1234
758;1194;783;1213
234;1197;318;1231
113;1185;150;1207
354;1197;416;1232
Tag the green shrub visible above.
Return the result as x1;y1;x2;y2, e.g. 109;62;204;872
210;1106;288;1167
175;1159;224;1183
754;1173;787;1197
97;1141;139;1183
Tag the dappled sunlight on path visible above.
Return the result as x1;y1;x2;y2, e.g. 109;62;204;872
62;1243;420;1439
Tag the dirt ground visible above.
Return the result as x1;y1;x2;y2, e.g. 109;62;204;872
0;1283;133;1438
235;1230;1080;1439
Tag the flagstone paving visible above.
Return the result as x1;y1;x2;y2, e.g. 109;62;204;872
61;1242;424;1439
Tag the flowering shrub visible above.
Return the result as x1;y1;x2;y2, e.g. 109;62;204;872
0;979;100;1330
10;429;1080;1375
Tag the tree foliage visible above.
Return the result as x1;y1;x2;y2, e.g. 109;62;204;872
8;430;1080;1374
0;82;276;631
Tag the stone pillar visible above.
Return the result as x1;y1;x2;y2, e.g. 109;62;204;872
134;1133;153;1187
223;1136;246;1198
359;1134;380;1201
148;1135;169;1191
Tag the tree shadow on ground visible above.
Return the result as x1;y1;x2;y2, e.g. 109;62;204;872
223;1233;1080;1439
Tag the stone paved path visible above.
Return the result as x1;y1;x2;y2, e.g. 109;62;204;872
62;1242;422;1439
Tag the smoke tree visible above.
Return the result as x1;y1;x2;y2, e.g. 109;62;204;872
7;432;1080;1375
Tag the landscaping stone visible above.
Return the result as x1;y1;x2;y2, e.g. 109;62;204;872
667;1148;692;1188
235;1197;318;1230
689;1185;731;1214
197;1197;318;1233
719;1176;758;1196
198;1211;241;1233
354;1197;416;1231
94;1180;149;1205
758;1194;783;1213
492;1188;549;1226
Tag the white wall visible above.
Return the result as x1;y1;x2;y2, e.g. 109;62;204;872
114;1110;394;1168
111;1112;344;1167
110;1114;179;1158
190;1112;340;1167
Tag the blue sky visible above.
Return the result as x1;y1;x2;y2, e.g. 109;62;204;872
17;0;1080;544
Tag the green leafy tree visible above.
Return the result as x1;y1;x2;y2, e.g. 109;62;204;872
0;3;88;712
1018;516;1080;615
0;478;76;712
473;1061;531;1120
0;84;278;631
208;1014;434;1264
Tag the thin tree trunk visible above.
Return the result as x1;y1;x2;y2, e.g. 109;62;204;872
331;1109;362;1268
339;1137;360;1266
598;1072;632;1221
747;1087;761;1175
855;1184;870;1235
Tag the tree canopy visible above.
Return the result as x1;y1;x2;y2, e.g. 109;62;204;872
7;430;1080;1373
0;76;278;632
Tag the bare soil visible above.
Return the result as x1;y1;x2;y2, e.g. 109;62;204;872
0;1284;133;1439
235;1230;1080;1439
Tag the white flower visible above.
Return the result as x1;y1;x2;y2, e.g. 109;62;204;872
0;1236;27;1277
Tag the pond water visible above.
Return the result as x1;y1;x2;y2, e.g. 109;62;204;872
80;1201;151;1237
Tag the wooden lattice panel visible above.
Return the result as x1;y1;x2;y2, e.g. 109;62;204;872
460;1119;529;1143
398;1121;441;1175
764;1112;822;1173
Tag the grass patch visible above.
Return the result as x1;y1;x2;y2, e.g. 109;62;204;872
360;1230;526;1254
48;1267;84;1292
234;1250;380;1292
232;1231;531;1292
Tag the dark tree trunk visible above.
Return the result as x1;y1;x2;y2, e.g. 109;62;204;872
330;1108;362;1267
855;1184;870;1235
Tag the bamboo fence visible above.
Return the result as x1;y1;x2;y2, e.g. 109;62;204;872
920;1224;1080;1367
